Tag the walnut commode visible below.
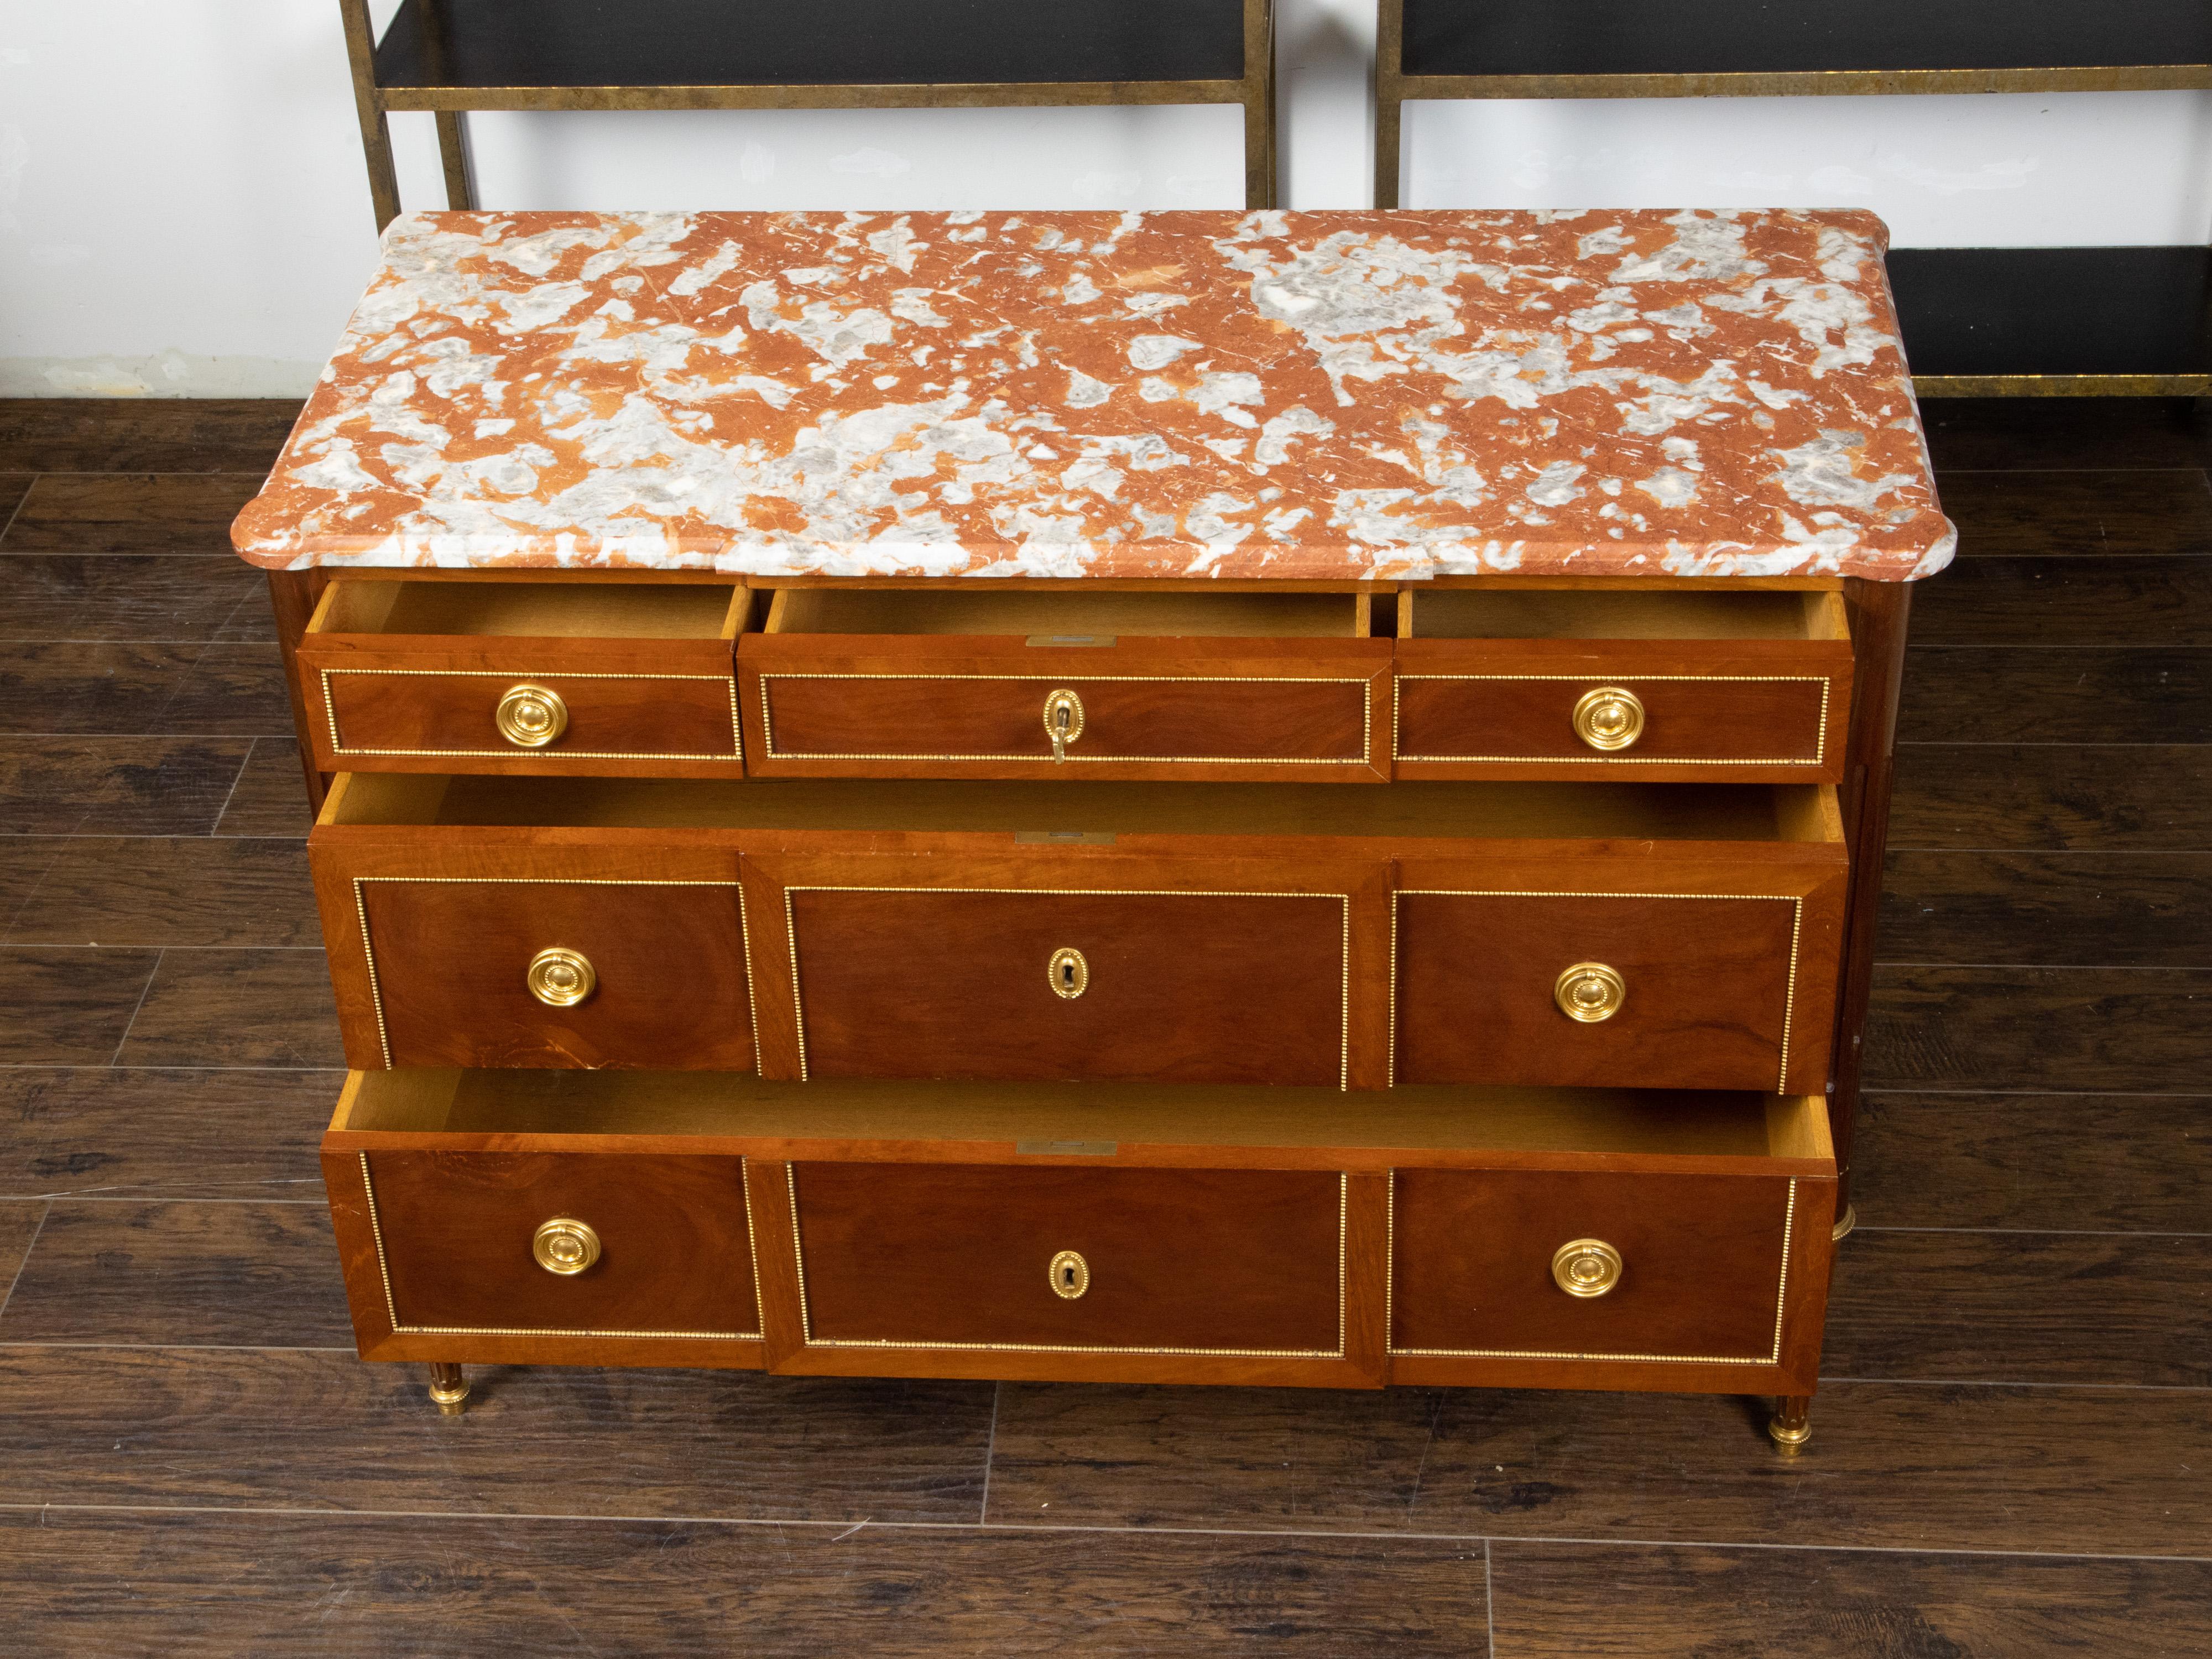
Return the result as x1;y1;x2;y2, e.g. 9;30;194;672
237;209;1950;1448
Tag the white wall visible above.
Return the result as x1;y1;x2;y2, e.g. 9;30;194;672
3;0;2207;397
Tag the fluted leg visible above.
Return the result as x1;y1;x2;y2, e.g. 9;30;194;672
427;1362;469;1416
1769;1394;1812;1449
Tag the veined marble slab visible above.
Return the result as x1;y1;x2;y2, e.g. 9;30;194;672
232;209;1953;581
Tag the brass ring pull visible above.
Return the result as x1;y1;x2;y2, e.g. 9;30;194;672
1042;687;1085;764
533;1217;602;1276
1047;946;1088;1000
1572;685;1644;752
1551;1238;1623;1298
1554;962;1624;1023
526;946;596;1008
496;682;569;748
1048;1249;1090;1300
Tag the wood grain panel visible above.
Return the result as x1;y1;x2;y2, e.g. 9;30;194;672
0;1345;994;1521
351;1149;761;1348
0;472;267;555
1898;645;2211;745
744;634;1389;781
1824;1228;2211;1388
1933;467;2212;558
1890;743;2212;851
1394;889;1820;1093
214;737;317;836
0;397;301;473
0;555;274;643
0;836;317;947
0;1198;348;1347
0;737;253;835
1909;556;2212;646
0;1067;331;1200
984;1379;2212;1552
789;1162;1344;1358
0;947;160;1063
1391;1169;1799;1368
1881;851;2212;967
1866;966;2212;1092
350;875;752;1071
1488;1541;2212;1659
1853;1091;2212;1232
0;1509;1493;1656
786;885;1349;1087
0;1201;46;1314
113;948;343;1069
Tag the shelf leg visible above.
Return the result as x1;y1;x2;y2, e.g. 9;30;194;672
435;111;478;212
427;1362;470;1417
337;0;403;232
1374;0;1404;208
1769;1394;1812;1451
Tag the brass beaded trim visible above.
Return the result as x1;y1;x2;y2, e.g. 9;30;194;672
356;1152;765;1342
321;667;743;762
782;885;1354;1089
784;1164;1348;1359
1392;673;1832;767
351;877;758;1073
758;672;1375;766
1383;1173;1797;1365
1388;889;1804;1094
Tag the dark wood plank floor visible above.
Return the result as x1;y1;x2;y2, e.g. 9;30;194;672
1;398;2206;1655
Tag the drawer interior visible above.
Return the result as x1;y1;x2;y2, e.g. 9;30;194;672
761;586;1371;639
311;579;749;640
321;773;1840;844
333;1070;1832;1168
1402;588;1845;641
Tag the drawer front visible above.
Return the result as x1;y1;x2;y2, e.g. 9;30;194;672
1391;1168;1799;1368
1393;645;1851;782
349;877;754;1071
785;886;1350;1086
302;653;742;776
1394;889;1823;1093
351;1148;760;1342
756;672;1375;773
740;638;1391;781
788;1162;1345;1356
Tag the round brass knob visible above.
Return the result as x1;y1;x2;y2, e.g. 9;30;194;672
1047;946;1088;1000
533;1217;602;1276
1554;962;1625;1023
1048;1249;1090;1300
1551;1238;1623;1298
526;946;596;1008
495;682;569;748
1571;685;1644;752
1042;687;1085;763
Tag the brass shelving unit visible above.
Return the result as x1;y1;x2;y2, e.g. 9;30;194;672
338;0;1279;229
1374;1;2212;395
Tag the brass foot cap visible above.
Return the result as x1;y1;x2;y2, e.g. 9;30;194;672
429;1381;470;1417
1768;1417;1812;1449
1832;1204;1858;1243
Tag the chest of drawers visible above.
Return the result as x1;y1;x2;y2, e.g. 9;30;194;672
238;207;1949;1447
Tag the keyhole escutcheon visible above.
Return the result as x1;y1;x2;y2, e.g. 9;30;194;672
1042;687;1085;763
1048;1249;1090;1300
1048;946;1089;999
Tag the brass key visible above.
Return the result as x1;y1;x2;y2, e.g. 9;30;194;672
1041;687;1085;764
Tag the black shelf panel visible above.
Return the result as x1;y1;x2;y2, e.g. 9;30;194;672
376;0;1246;90
1401;2;2212;80
1888;247;2211;380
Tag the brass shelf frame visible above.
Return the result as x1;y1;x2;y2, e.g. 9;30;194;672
338;0;1279;230
1371;2;2212;398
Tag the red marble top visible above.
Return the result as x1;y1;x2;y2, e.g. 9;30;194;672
232;209;1953;581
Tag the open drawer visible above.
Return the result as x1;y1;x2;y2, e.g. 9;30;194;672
297;578;750;776
738;586;1392;781
323;1069;1834;1394
314;773;1844;1092
1394;587;1852;781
